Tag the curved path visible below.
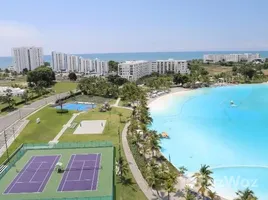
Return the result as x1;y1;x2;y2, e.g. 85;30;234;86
122;122;156;200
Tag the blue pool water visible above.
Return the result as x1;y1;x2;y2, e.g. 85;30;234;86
57;103;96;111
149;84;268;199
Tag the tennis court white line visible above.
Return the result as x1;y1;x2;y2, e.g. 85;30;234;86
73;160;97;162
37;155;60;192
95;153;102;191
61;154;76;191
5;157;35;194
29;162;44;182
90;154;98;190
65;179;92;182
17;181;42;184
78;161;85;181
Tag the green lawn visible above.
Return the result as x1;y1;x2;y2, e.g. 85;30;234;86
60;107;147;200
0;107;74;163
0;106;147;200
52;81;78;93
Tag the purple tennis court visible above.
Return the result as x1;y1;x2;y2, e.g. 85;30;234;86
4;155;60;194
58;153;101;192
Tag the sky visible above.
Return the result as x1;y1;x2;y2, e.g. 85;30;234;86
0;0;268;56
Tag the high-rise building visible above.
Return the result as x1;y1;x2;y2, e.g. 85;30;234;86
51;51;108;75
12;47;44;73
52;51;65;72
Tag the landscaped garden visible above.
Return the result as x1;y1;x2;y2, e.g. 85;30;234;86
0;100;147;200
60;106;146;200
0;107;74;163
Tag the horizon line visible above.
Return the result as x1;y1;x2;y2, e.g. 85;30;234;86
1;49;268;58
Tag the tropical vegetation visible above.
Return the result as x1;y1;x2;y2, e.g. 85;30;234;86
27;66;56;87
77;76;119;98
234;188;258;200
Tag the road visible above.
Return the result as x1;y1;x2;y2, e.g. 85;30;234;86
0;92;70;133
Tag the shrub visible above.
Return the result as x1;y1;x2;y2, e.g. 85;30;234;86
56;109;69;114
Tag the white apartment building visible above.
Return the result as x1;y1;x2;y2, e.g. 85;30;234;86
118;60;151;81
203;53;260;63
51;51;108;75
12;47;44;73
154;59;189;74
118;59;189;81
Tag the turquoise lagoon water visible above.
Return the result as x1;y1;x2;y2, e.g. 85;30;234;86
149;84;268;199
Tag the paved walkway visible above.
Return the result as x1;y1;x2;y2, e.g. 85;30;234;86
122;122;157;200
51;113;80;142
113;97;121;106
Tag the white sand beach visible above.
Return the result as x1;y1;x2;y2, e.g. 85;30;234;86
148;88;193;112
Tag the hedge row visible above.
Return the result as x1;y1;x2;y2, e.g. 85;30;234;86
56;109;69;114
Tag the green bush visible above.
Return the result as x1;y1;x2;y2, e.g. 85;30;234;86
56;109;69;114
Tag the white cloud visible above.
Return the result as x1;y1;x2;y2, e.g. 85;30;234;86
0;21;43;56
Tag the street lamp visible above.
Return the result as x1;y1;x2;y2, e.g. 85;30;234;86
3;130;10;163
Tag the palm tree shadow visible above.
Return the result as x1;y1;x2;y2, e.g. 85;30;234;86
117;177;137;192
152;191;168;200
173;189;185;198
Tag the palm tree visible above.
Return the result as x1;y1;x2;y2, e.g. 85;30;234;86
131;132;142;146
184;186;196;200
178;166;188;176
127;118;138;136
139;140;150;162
207;190;219;200
117;156;128;182
234;188;258;200
163;170;178;200
145;161;162;196
192;165;214;200
164;178;176;200
147;130;161;157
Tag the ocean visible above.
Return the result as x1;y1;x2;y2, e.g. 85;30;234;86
1;50;268;68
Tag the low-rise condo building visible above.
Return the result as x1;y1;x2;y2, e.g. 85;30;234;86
155;59;189;74
118;60;151;81
118;59;189;81
203;53;260;63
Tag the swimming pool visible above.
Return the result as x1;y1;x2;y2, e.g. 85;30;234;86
56;103;96;111
149;84;268;199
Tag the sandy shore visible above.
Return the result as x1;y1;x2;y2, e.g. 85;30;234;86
148;87;193;111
